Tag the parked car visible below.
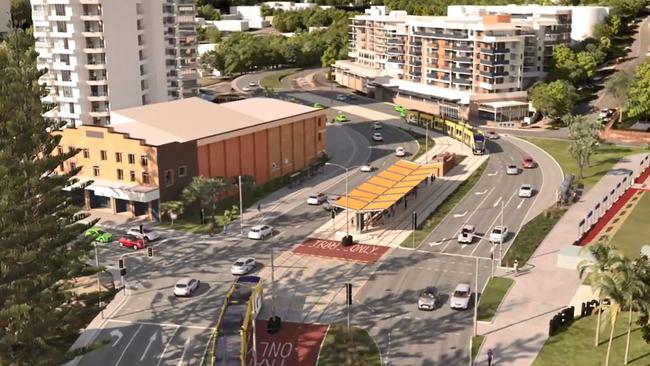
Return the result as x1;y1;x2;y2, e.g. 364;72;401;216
395;147;406;157
487;131;499;139
247;225;273;240
334;114;348;123
336;94;348;101
173;278;200;297
127;227;160;241
248;81;258;87
372;132;383;142
394;105;406;113
313;103;324;109
242;87;252;92
506;164;519;175
307;193;328;205
417;287;439;310
489;226;508;244
450;283;471;310
522;157;536;169
118;235;146;250
85;227;113;243
360;164;373;172
457;224;475;244
231;257;257;275
519;184;533;198
372;121;382;130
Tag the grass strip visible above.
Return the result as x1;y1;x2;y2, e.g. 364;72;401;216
399;127;433;161
400;159;488;249
260;68;300;89
501;207;566;266
317;324;381;366
477;277;514;322
471;335;485;363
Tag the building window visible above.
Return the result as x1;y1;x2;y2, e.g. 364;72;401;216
142;172;150;184
100;150;107;160
130;171;136;182
117;169;124;180
128;153;135;164
165;169;174;187
82;148;89;158
115;152;122;163
68;146;75;153
178;165;187;177
318;132;322;142
93;166;100;177
57;146;64;155
141;155;148;166
70;162;76;171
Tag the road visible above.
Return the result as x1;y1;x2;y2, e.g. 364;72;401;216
75;100;419;366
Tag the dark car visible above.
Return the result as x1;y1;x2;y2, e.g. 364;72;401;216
118;235;146;250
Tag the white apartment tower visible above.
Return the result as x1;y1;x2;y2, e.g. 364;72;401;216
31;0;199;126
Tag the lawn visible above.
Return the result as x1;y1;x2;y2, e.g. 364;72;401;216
502;207;566;266
524;138;646;190
533;313;650;366
609;192;650;259
471;335;485;363
400;160;487;249
477;277;514;322
399;127;434;161
260;68;300;89
317;324;381;366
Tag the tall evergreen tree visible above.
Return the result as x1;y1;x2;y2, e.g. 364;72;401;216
0;29;95;365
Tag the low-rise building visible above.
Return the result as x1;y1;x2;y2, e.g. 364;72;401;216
54;97;327;220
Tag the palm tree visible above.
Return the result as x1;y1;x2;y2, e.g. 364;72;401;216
182;176;228;226
159;200;184;226
622;256;649;364
578;242;625;346
599;272;626;366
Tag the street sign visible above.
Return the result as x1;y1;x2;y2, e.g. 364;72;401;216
412;211;417;230
345;283;352;305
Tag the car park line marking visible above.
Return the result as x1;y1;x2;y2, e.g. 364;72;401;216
453;211;467;218
493;197;502;208
157;326;180;366
115;324;143;366
107;319;212;330
488;171;498;176
140;332;157;361
517;199;525;209
178;338;191;366
110;329;123;347
474;189;488;195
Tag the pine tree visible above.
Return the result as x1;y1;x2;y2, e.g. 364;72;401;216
0;29;95;365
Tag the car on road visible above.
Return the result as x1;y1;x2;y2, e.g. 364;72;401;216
118;235;146;250
372;121;382;130
394;105;405;113
418;287;439;310
372;132;383;142
335;94;348;101
487;131;499;139
450;283;471;310
360;164;373;172
127;227;160;241
242;87;252;93
522;157;536;169
307;193;328;205
248;224;273;240
395;147;406;157
506;164;518;175
489;226;508;244
248;81;258;87
231;257;257;275
519;184;533;198
457;224;475;244
173;278;200;297
84;227;113;243
334;113;348;123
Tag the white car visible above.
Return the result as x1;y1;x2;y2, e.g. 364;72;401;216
487;131;499;139
457;224;475;244
360;164;373;172
248;81;258;87
489;226;508;244
506;164;518;175
450;283;471;310
372;121;382;130
173;278;200;297
242;87;252;93
307;193;327;205
395;147;406;157
231;257;257;275
127;227;160;241
247;224;273;240
372;133;383;142
335;94;348;101
519;184;533;198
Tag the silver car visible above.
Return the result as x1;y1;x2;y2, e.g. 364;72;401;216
173;278;200;297
418;287;439;310
231;257;256;275
450;283;471;310
506;164;518;175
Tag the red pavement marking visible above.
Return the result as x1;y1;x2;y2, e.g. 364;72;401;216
292;238;389;263
577;188;640;246
635;165;650;184
245;320;328;366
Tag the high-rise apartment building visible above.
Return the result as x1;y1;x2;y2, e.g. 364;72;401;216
334;5;607;125
31;0;199;127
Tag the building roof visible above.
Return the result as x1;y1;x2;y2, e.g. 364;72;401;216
383;79;472;104
479;100;529;109
110;97;319;146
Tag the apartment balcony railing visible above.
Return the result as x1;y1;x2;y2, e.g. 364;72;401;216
453;56;472;63
480;48;510;54
454;45;473;51
387;38;402;45
452;67;472;74
409;70;422;76
407;60;422;67
479;70;508;78
480;59;509;66
387;48;403;55
452;78;472;85
428;73;450;81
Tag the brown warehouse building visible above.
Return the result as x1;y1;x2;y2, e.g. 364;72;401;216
55;97;328;220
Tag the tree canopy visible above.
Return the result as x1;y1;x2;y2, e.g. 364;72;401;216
625;60;650;120
529;80;578;119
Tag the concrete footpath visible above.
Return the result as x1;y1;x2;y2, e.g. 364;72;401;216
476;153;650;366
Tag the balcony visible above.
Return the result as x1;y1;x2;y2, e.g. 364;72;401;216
387;38;402;45
387;48;403;55
452;67;472;74
428;73;450;81
409;70;422;76
480;59;509;66
480;48;510;54
454;45;473;51
453;56;472;63
88;93;108;101
409;40;422;47
452;78;472;85
479;70;508;78
408;60;422;67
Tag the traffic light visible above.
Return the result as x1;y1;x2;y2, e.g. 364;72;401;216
118;258;124;269
147;247;153;257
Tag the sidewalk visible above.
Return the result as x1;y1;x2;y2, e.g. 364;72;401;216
476;153;650;366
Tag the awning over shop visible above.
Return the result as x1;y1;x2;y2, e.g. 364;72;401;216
333;160;439;213
62;177;159;203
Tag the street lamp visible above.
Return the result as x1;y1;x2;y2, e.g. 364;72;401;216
325;162;357;237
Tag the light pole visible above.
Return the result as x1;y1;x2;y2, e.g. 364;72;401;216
325;162;356;236
473;256;479;337
425;122;429;163
94;242;103;318
238;175;244;235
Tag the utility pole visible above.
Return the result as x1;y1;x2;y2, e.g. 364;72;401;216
94;243;103;318
425;122;429;163
500;200;504;265
271;248;276;316
238;175;244;235
473;256;479;337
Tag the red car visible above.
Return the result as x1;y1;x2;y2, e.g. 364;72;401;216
522;157;537;169
118;235;146;250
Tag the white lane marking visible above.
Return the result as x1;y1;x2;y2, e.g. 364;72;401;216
488;171;498;176
453;211;467;218
157;326;180;366
429;241;444;247
471;190;518;256
461;244;468;249
140;332;158;361
475;189;488;195
107;319;212;330
178;338;191;366
110;329;124;347
493;196;502;208
115;324;143;366
517;199;525;209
